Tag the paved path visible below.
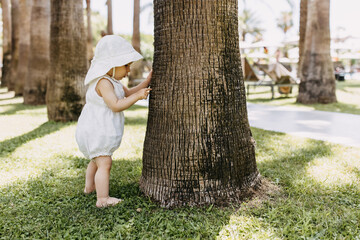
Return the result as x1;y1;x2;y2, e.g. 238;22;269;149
136;100;360;148
247;103;360;148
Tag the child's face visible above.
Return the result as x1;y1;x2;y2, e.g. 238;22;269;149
111;63;132;80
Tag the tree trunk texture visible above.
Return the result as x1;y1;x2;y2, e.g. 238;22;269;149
86;0;93;62
132;0;141;53
23;0;50;105
297;0;337;104
129;0;143;87
7;0;20;92
140;0;261;208
298;0;307;77
15;0;32;96
47;0;87;121
107;0;113;35
1;0;12;88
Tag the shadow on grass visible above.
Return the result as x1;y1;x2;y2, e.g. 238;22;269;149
124;115;148;126
0;157;232;239
308;101;360;115
1;125;358;238
127;104;148;111
250;128;360;238
0;121;71;158
0;102;45;115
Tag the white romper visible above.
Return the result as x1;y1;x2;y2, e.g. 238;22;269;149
76;75;125;159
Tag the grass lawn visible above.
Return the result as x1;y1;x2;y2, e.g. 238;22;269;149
246;80;360;115
1;88;360;239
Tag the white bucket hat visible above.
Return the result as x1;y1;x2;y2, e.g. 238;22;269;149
84;35;143;85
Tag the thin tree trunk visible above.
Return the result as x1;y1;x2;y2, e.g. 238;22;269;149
140;0;261;208
128;0;143;87
8;0;20;92
15;0;32;96
24;0;50;105
1;0;12;88
132;0;141;53
86;0;93;62
47;0;87;121
297;0;337;104
107;0;113;35
298;0;307;77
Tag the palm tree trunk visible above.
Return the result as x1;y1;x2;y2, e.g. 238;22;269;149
23;0;50;105
128;0;143;87
140;0;261;208
7;0;20;92
15;0;32;96
132;0;141;53
47;0;87;121
106;0;113;35
297;0;337;104
298;0;307;77
86;0;93;62
1;0;12;88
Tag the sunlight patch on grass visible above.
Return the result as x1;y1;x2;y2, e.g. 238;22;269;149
0;124;77;188
217;215;280;240
306;147;360;187
113;109;148;161
0;115;48;141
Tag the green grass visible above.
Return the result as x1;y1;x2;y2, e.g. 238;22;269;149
246;80;360;115
1;88;360;239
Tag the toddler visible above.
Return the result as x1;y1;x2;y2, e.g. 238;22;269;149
76;35;152;208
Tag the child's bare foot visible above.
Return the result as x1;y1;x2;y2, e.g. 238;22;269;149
83;184;96;194
96;197;122;208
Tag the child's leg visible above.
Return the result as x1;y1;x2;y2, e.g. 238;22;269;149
94;156;122;207
84;160;97;194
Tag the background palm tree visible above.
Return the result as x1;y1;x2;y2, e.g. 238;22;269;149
106;0;113;35
297;0;337;104
86;0;93;62
7;0;20;92
238;9;264;42
15;0;32;96
140;0;260;207
46;0;87;121
23;0;50;105
1;0;12;88
128;0;144;87
277;11;293;57
298;0;308;76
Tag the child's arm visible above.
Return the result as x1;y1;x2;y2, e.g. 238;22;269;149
123;70;152;97
96;79;151;112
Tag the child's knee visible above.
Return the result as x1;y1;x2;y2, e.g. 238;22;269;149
94;156;112;169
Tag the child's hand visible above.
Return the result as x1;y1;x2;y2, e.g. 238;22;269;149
144;70;152;86
136;88;152;100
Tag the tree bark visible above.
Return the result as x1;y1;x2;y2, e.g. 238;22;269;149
7;0;20;92
23;0;50;105
86;0;93;62
47;0;87;121
140;0;261;208
128;0;143;87
298;0;307;77
297;0;337;104
15;0;32;96
132;0;141;53
1;0;12;88
106;0;113;35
